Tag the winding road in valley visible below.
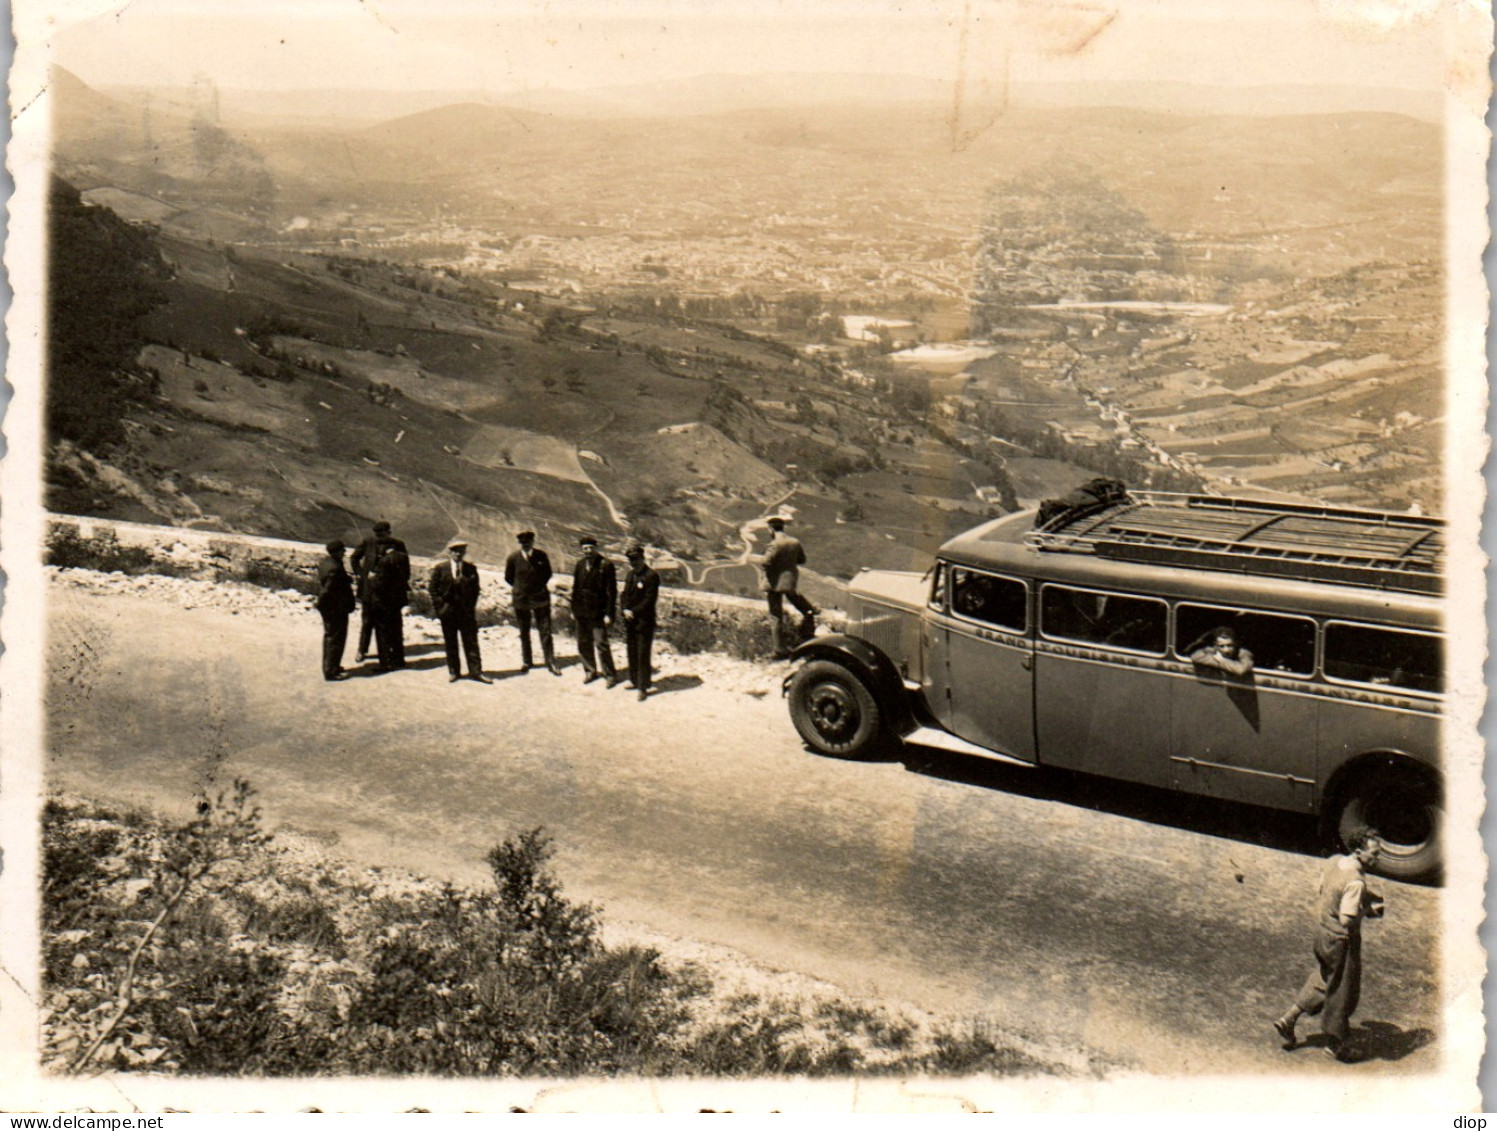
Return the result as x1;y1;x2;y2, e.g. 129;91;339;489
44;575;1444;1079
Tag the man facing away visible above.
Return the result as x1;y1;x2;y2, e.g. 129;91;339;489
504;530;560;675
314;539;357;681
365;533;411;671
757;514;818;660
428;538;490;684
620;543;659;702
571;534;620;687
1274;829;1385;1062
350;520;406;663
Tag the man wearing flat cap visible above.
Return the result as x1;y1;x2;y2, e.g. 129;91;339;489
756;514;818;659
314;539;357;681
504;529;560;675
429;538;489;683
620;543;660;701
571;535;620;686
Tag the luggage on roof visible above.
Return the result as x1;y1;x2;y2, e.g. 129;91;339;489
1025;490;1443;595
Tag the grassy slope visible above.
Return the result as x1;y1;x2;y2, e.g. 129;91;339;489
62;218;1061;592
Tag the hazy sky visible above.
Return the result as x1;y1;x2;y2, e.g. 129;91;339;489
45;0;1453;94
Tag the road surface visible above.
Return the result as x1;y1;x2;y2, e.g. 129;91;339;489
43;574;1442;1075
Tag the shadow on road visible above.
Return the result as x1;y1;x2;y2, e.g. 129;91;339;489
1287;1021;1434;1063
484;666;532;682
1352;1020;1437;1062
652;674;704;695
840;742;1328;862
341;664;412;679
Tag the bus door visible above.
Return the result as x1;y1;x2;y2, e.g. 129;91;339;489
1034;584;1172;789
1168;604;1319;812
935;566;1036;762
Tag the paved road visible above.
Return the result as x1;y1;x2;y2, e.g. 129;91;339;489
45;581;1442;1075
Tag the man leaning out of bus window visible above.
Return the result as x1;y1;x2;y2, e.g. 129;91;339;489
1189;626;1254;677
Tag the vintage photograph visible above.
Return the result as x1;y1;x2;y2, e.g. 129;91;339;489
1;0;1489;1112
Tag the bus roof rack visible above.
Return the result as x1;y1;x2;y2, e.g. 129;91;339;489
1023;490;1444;595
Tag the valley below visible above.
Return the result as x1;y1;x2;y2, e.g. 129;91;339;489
45;67;1445;601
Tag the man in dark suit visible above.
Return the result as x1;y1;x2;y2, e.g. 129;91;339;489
620;543;660;702
314;539;357;681
570;534;620;686
366;535;411;671
504;530;560;674
350;520;406;663
757;514;818;659
428;538;490;683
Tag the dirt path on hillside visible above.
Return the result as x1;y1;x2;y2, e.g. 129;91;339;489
42;571;1445;1079
678;484;801;586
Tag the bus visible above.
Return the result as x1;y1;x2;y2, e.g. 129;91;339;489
784;489;1444;882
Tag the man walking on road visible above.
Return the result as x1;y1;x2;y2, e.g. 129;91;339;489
428;539;490;683
757;514;818;659
571;534;620;686
1274;829;1385;1061
620;543;659;701
314;540;357;681
505;530;560;675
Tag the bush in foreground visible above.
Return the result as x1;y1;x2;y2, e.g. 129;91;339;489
41;789;1072;1078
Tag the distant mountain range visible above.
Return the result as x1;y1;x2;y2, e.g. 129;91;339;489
51;66;276;206
51;63;1440;274
89;70;1441;127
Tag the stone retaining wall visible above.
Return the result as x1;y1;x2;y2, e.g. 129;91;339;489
44;516;844;661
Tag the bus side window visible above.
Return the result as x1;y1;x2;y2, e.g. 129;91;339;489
1324;623;1443;694
1174;604;1315;676
952;567;1026;632
1040;585;1167;655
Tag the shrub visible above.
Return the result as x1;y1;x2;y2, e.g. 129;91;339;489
922;1020;1050;1074
661;606;776;662
235;557;314;594
341;829;693;1075
43;781;272;1073
42;793;1069;1078
46;527;159;575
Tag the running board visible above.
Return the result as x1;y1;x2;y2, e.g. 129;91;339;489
901;726;1037;768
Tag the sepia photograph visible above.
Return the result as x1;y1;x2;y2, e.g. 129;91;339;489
0;0;1490;1113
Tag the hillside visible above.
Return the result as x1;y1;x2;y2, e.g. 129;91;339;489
47;182;971;585
52;66;276;213
45;63;1444;574
46;176;170;455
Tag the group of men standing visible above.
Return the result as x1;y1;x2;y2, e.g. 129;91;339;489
315;523;661;700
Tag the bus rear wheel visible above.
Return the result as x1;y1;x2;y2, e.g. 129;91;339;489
788;660;884;759
1335;767;1442;884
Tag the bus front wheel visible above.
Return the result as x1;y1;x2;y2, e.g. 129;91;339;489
1334;768;1442;885
788;660;885;759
